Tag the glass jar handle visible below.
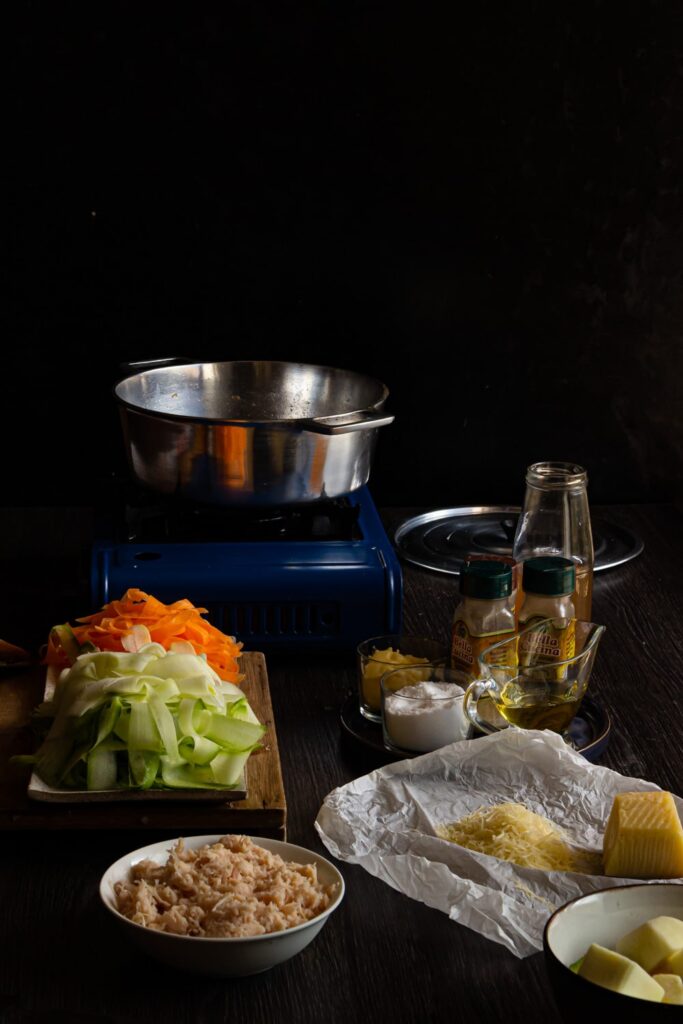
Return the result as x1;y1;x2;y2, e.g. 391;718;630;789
463;678;500;735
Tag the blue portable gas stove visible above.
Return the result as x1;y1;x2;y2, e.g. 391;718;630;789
91;485;402;652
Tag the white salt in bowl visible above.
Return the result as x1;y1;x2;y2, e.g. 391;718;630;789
100;834;345;977
380;666;472;754
544;883;683;1021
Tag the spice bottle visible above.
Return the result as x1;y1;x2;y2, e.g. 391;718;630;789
512;462;594;620
518;556;576;670
451;561;516;679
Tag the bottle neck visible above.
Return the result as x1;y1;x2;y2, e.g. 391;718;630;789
525;462;588;491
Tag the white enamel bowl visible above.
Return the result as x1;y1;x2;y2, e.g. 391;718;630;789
544;883;683;1021
100;834;345;977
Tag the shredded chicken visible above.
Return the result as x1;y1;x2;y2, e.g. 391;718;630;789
114;835;336;937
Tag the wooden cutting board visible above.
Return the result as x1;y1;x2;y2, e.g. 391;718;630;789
0;651;287;838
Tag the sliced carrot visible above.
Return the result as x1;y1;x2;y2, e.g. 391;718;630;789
43;589;243;684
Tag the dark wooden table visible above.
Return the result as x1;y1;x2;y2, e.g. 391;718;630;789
0;503;681;1024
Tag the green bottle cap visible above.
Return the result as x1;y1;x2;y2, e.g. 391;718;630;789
522;556;575;596
460;561;513;599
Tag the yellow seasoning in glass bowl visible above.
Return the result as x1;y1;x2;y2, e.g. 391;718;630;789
356;634;448;723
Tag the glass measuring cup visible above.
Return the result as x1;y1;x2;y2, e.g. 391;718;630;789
463;618;605;736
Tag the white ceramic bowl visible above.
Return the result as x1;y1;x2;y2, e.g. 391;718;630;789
544;883;683;1021
100;834;345;977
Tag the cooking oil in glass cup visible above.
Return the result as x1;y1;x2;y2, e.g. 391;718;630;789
463;618;605;737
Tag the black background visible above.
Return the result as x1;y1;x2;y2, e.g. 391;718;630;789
6;2;683;509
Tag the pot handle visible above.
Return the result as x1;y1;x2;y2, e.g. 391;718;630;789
303;411;395;435
118;357;194;375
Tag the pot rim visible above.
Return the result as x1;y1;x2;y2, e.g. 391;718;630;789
114;359;390;427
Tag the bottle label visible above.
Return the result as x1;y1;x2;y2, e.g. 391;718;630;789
451;620;516;678
519;615;576;671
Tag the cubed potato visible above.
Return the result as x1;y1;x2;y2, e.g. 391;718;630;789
652;974;683;1005
616;916;683;972
658;947;683;977
578;943;664;1002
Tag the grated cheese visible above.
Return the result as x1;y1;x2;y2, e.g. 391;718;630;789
436;802;601;874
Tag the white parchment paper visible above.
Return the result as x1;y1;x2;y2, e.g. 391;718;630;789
315;729;683;957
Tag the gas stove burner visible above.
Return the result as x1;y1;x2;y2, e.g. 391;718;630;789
115;487;363;544
394;506;644;576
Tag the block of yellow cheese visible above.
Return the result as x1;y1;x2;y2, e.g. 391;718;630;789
652;975;683;1004
578;944;664;1002
615;916;683;972
603;791;683;878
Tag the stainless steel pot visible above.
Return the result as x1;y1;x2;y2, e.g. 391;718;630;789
114;360;394;506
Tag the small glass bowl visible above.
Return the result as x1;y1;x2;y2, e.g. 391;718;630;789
356;634;448;723
381;666;471;754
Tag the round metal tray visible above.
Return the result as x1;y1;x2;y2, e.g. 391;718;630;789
394;505;644;576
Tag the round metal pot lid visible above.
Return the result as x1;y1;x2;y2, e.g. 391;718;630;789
393;506;644;576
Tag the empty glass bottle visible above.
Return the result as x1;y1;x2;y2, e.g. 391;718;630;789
512;462;594;620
